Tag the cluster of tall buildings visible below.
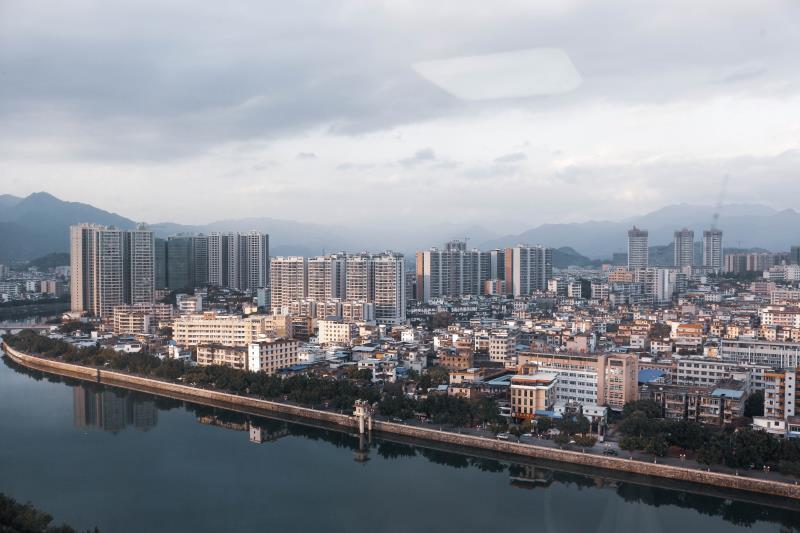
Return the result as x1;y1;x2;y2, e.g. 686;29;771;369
71;225;269;317
270;252;406;325
70;224;156;317
73;385;157;432
625;226;723;272
156;232;268;293
415;241;552;303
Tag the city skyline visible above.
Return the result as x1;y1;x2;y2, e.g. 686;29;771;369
4;2;800;530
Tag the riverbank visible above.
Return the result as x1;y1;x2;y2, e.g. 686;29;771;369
0;301;68;321
5;341;800;501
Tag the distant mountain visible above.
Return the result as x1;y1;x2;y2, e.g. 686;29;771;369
1;193;798;266
480;203;800;258
552;247;598;268
0;192;136;262
0;194;21;210
24;252;70;270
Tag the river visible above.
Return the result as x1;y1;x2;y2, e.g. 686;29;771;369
1;352;799;532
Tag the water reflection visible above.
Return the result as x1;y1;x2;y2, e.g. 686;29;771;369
5;354;800;532
73;385;158;433
194;412;290;444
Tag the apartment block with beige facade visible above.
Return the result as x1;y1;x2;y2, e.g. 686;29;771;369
247;339;300;374
197;345;250;370
197;339;299;374
172;312;270;347
317;318;356;346
510;373;558;419
517;352;638;410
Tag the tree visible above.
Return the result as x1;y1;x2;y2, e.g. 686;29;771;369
744;390;764;418
534;417;554;433
0;492;90;533
618;411;654;439
573;434;597;448
429;312;454;329
622;400;662;419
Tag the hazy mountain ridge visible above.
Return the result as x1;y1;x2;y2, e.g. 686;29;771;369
0;193;797;265
479;203;800;258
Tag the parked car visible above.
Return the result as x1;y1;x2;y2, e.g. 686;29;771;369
602;449;619;456
497;433;510;440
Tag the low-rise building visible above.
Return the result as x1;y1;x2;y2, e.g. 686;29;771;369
510;373;558;420
317;317;356;346
248;339;300;374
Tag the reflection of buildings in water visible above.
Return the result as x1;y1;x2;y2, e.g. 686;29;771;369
196;414;290;444
72;385;157;433
197;415;249;432
509;464;554;489
132;401;158;431
249;425;289;444
354;433;370;464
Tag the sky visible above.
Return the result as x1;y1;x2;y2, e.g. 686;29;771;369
1;0;799;230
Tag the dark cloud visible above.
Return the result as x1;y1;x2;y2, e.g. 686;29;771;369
1;1;798;163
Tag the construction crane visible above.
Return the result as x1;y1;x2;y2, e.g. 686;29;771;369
711;174;729;230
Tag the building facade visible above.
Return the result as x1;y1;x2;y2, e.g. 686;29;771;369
70;224;155;318
627;227;649;270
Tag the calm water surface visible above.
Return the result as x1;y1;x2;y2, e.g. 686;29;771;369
1;353;799;533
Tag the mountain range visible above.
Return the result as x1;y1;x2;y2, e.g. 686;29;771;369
0;192;797;266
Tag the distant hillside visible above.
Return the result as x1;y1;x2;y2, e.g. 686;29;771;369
0;192;135;262
0;194;21;209
25;252;70;270
1;192;798;265
481;203;800;258
552;247;600;268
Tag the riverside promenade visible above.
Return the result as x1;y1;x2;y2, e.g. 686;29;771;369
5;341;800;502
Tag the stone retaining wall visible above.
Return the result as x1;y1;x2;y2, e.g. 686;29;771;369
5;342;800;500
3;343;356;430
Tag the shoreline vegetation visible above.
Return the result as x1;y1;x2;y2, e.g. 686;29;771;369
4;329;800;502
0;493;98;533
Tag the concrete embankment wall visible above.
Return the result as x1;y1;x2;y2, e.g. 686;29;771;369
5;342;800;500
3;343;356;429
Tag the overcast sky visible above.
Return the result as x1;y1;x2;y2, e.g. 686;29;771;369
1;0;798;230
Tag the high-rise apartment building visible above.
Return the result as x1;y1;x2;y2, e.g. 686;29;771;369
271;251;406;325
504;245;552;297
703;229;723;273
627;227;649;270
70;224;154;318
673;228;694;268
207;233;225;286
488;249;506;280
370;252;406;325
166;236;194;290
270;256;307;309
238;231;270;293
415;241;489;302
307;254;346;301
345;254;371;302
155;238;167;289
788;245;800;266
192;235;209;286
126;227;156;305
200;232;269;292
